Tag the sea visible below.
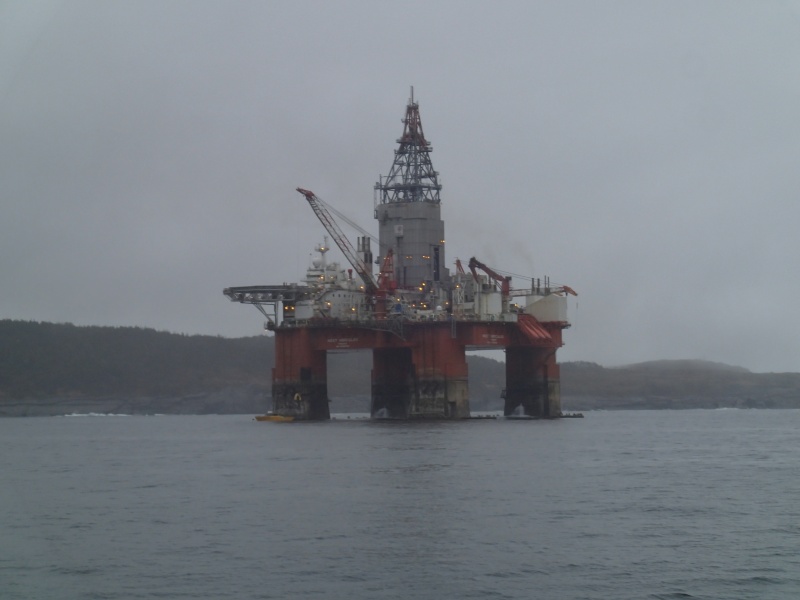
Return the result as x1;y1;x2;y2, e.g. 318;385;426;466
1;409;799;600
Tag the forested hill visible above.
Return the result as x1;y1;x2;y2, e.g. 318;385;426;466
2;320;799;415
0;320;272;398
561;360;800;409
0;320;274;415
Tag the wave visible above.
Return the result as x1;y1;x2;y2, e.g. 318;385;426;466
61;412;132;417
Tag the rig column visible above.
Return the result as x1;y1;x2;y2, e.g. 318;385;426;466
504;347;562;418
371;347;413;418
408;324;470;419
272;328;330;420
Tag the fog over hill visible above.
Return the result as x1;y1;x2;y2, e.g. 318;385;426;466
611;359;751;373
2;321;798;416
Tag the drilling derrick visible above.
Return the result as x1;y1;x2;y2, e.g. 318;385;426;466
375;88;448;293
224;91;576;421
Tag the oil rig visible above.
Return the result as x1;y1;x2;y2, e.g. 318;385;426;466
224;91;575;420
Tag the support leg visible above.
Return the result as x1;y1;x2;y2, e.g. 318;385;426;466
272;329;330;420
408;326;470;419
505;347;561;418
371;347;412;418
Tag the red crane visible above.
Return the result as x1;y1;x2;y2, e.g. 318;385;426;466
297;187;398;317
377;249;397;292
468;257;511;297
297;188;378;294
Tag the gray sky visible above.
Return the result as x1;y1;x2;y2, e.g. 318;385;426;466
3;1;800;372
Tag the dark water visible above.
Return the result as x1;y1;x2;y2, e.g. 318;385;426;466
2;410;799;599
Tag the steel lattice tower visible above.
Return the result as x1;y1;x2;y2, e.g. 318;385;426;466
375;88;442;204
374;89;448;289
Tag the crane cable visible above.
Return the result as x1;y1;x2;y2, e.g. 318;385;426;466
313;195;390;252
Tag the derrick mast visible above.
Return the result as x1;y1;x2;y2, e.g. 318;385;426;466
374;89;449;292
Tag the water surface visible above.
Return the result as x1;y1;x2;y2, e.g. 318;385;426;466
2;410;799;599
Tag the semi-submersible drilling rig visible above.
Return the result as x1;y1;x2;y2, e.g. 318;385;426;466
224;92;576;420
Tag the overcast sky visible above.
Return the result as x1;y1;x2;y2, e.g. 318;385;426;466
2;1;800;372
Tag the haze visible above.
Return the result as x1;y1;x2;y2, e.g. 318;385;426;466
2;1;799;372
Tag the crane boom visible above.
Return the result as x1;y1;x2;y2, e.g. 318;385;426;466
468;257;511;297
296;188;378;294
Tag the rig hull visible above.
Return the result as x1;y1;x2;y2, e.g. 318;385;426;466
268;319;564;420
